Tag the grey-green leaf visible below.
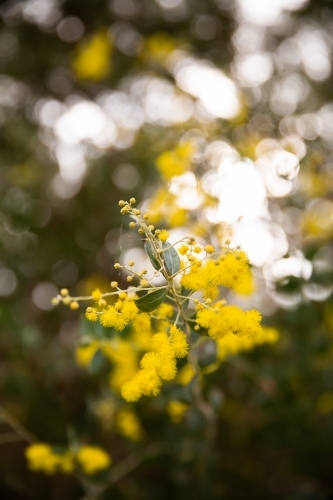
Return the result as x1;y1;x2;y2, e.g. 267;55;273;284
144;241;161;271
162;241;181;276
135;288;168;312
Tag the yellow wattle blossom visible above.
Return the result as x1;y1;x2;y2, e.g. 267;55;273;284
104;339;139;392
169;325;189;358
52;198;267;422
146;188;188;227
178;244;189;255
76;445;111;475
100;306;129;330
75;341;100;368
180;250;253;299
167;401;189;423
116;409;145;441
217;326;279;361
196;304;262;341
94;399;116;431
91;288;103;301
158;229;169;242
85;307;98;321
175;363;195;385
169;208;188;227
231;270;255;296
121;326;189;402
73;31;112;81
25;444;74;475
204;245;215;253
156;303;174;318
131;326;152;351
99;300;139;330
132;312;151;333
156;142;194;180
75;338;139;395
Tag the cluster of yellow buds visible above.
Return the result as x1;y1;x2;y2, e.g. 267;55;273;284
51;288;79;310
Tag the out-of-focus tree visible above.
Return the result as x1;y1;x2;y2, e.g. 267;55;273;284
1;0;333;498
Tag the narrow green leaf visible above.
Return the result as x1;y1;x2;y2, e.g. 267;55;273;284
135;288;168;312
88;349;106;374
162;241;181;276
144;241;161;270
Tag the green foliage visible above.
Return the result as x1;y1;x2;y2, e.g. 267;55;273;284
1;0;333;499
135;288;168;312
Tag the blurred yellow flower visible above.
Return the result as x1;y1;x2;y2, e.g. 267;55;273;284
25;444;75;474
76;445;111;475
73;31;112;81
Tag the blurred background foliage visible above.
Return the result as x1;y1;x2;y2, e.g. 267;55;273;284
1;0;333;498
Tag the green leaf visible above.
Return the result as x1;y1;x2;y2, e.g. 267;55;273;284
135;288;168;312
144;241;161;270
88;349;106;374
162;241;181;276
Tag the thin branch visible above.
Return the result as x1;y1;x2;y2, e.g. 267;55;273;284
0;432;23;445
109;442;172;485
0;407;36;444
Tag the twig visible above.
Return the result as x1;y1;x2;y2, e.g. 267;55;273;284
109;442;172;484
0;407;36;443
0;432;23;444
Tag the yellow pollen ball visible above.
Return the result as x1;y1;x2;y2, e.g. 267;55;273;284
91;288;102;301
204;245;215;253
158;230;169;242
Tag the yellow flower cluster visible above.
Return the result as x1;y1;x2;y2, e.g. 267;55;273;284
167;401;190;423
156;142;194;180
76;445;111;475
25;444;74;474
76;338;139;393
116;409;145;441
52;198;267;412
196;303;262;341
121;326;189;402
99;300;138;330
73;31;112;81
146;188;188;226
25;444;111;476
181;250;254;299
217;327;280;361
92;398;145;441
85;293;147;332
